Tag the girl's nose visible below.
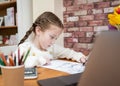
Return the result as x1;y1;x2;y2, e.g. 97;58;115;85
51;39;56;45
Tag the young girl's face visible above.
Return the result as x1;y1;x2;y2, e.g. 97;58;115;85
35;24;63;50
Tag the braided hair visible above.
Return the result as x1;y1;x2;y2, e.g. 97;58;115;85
18;11;64;45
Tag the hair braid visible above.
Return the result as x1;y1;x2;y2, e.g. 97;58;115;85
18;25;35;46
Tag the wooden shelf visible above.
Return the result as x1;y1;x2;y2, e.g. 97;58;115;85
0;44;9;47
0;26;17;29
0;1;16;10
0;26;17;35
0;1;17;47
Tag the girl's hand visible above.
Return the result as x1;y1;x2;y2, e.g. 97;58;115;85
79;56;87;65
44;57;51;65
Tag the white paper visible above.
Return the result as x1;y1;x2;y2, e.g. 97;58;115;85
41;60;85;74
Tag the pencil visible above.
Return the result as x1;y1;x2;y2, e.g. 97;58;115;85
18;48;21;65
14;55;16;66
19;52;24;65
0;58;5;66
0;53;9;66
23;47;31;63
8;56;15;66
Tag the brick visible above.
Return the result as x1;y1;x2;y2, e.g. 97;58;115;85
64;22;74;28
73;43;89;49
63;0;74;7
79;3;94;10
103;20;109;26
64;33;72;37
74;0;87;5
87;9;93;15
67;16;79;22
79;27;93;31
79;37;93;43
66;6;80;11
67;27;79;32
86;32;94;37
94;2;110;9
94;14;108;20
78;21;88;27
111;1;120;6
73;31;86;37
74;10;87;16
64;37;78;43
63;11;74;16
92;9;103;14
87;43;94;50
80;15;94;20
74;22;80;27
64;42;73;48
94;26;109;31
87;0;103;3
88;20;103;26
104;7;114;13
63;28;67;33
63;18;67;23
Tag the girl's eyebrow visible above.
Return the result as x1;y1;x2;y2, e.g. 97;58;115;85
50;33;57;37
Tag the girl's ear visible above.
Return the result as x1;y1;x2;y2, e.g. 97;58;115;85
35;26;41;35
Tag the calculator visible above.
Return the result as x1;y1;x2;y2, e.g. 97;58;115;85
24;67;38;79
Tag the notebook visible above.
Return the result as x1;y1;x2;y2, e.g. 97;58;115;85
37;31;120;86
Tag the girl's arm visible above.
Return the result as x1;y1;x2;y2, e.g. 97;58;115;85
50;44;87;63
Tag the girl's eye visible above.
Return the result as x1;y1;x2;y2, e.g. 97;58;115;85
49;35;57;40
50;35;55;39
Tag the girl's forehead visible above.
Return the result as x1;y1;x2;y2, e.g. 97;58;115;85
45;25;63;33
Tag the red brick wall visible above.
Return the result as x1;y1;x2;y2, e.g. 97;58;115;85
63;0;120;55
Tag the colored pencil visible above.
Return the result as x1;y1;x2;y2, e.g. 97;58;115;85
8;56;15;66
14;55;16;66
19;52;24;65
23;47;31;63
0;58;5;66
0;53;9;66
18;48;21;65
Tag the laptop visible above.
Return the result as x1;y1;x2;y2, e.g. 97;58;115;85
37;73;81;86
77;31;120;86
37;31;120;86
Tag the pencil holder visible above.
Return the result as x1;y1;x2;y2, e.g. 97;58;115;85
1;65;24;86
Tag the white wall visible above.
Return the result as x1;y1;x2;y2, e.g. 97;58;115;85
33;0;54;21
17;0;33;42
54;0;64;46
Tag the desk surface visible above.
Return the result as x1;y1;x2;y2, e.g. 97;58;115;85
0;67;69;86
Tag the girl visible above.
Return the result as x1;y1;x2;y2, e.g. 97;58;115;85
15;11;87;68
